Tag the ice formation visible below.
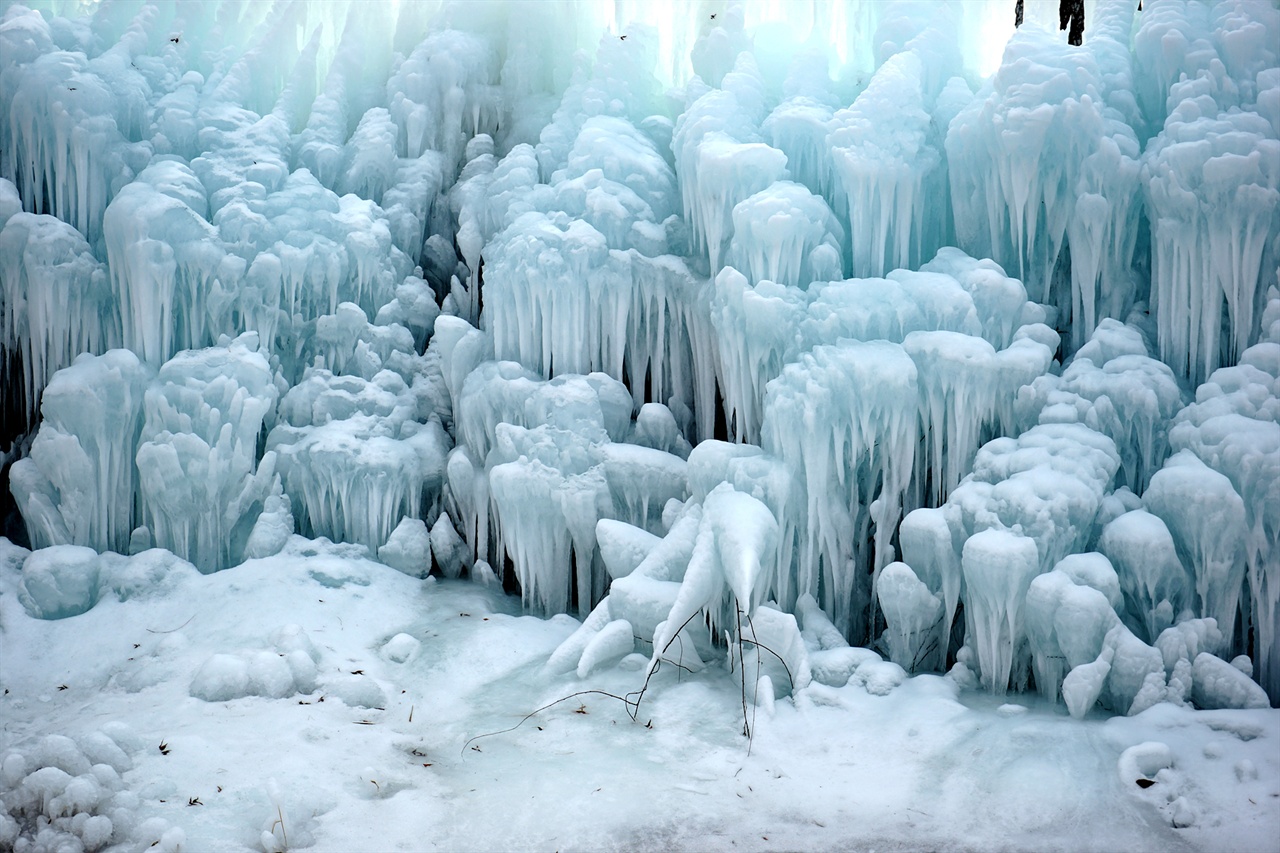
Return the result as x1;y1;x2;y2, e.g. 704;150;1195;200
1;0;1278;741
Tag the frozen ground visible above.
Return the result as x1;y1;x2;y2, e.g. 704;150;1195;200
2;537;1276;852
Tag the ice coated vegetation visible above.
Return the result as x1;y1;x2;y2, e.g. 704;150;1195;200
1;0;1278;850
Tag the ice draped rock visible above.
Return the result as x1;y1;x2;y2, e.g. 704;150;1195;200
1144;450;1247;647
452;361;688;617
962;529;1040;695
877;561;943;673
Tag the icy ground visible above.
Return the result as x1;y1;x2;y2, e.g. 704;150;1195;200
1;537;1276;852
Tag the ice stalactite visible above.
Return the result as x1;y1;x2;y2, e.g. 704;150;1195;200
0;211;116;425
479;203;612;382
672;54;783;276
685;441;799;611
337;108;448;266
761;340;919;642
828;50;943;279
535;26;667;182
1133;0;1217;130
455;363;686;617
726;181;844;289
1145;450;1247;651
136;334;281;573
1143;82;1279;386
903;331;1000;506
479;113;707;430
291;3;394;191
711;249;1053;482
1169;341;1280;702
0;5;152;244
762;98;840;233
103;161;231;366
204;0;316;122
489;439;611;618
947;22;1141;345
710;266;808;445
213;165;413;376
268;367;449;554
387;29;502;183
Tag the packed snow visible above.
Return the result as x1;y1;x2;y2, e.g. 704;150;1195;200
1;0;1278;850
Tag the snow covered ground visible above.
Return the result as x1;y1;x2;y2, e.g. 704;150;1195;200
2;536;1276;851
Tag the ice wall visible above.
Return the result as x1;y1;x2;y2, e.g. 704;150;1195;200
2;0;1277;712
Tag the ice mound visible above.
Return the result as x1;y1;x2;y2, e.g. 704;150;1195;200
1;7;151;243
18;544;201;620
1020;318;1187;492
18;544;101;620
136;334;281;572
378;517;432;578
0;725;179;853
9;350;153;553
268;367;449;553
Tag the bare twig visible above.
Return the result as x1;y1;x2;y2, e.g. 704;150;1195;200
146;614;195;634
